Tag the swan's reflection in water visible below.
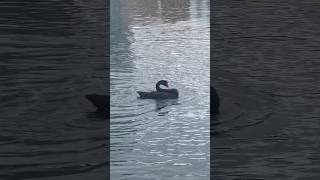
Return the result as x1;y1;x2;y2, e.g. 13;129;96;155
86;111;109;120
211;114;225;137
155;99;179;112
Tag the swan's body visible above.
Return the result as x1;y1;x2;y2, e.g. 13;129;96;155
85;94;109;112
137;89;178;99
137;80;179;99
211;87;220;114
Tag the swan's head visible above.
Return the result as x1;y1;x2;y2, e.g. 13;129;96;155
158;80;169;87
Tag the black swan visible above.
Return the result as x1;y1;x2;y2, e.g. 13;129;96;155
211;87;220;114
85;94;109;112
137;80;179;99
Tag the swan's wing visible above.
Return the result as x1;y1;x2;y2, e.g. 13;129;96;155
137;91;157;98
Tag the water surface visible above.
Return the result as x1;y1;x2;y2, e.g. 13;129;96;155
212;1;320;179
0;1;108;179
110;0;210;179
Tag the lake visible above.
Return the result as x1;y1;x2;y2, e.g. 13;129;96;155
212;1;320;179
0;1;108;179
110;0;210;179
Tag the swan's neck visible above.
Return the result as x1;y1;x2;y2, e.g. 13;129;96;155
156;82;164;91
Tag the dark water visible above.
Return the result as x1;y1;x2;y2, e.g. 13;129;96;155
110;0;210;179
0;1;108;179
212;1;320;179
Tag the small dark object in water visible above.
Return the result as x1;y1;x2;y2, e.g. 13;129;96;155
137;80;179;99
85;94;109;112
211;87;220;114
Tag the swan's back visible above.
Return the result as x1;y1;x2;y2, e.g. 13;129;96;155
137;89;178;99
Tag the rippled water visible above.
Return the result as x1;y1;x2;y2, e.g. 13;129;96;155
110;0;210;179
0;1;108;179
212;1;320;179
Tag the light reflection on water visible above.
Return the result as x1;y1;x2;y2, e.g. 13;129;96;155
110;0;210;179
